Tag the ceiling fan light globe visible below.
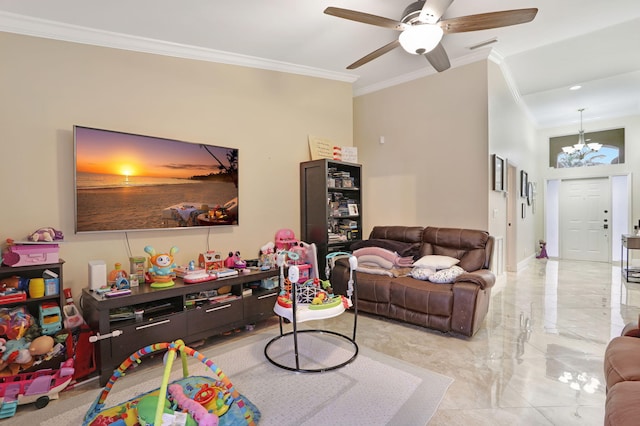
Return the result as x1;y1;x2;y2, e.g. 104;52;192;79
399;24;443;55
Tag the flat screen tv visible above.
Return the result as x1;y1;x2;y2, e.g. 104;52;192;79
74;125;239;233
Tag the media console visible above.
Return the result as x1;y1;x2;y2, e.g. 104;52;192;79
82;269;278;386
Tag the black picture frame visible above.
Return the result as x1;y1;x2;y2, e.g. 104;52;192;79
520;170;528;198
493;154;505;192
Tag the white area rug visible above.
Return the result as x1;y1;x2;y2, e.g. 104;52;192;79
27;331;453;425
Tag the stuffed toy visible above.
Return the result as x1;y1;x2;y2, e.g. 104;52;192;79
28;227;64;242
0;337;30;365
0;275;19;293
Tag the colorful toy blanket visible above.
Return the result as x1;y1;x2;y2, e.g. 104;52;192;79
83;341;259;426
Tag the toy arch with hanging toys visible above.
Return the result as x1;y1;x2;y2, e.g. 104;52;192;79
83;339;259;426
264;250;358;373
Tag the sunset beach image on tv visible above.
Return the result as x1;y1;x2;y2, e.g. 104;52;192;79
74;126;239;233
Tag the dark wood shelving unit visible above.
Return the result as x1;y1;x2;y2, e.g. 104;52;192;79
300;159;362;269
0;260;65;316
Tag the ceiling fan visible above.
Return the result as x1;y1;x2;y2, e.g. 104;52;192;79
324;0;538;72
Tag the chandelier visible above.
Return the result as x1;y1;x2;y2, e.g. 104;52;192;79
561;108;603;156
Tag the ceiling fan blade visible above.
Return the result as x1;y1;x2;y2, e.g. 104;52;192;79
418;0;454;24
439;8;538;34
424;42;450;72
324;7;407;31
347;40;400;69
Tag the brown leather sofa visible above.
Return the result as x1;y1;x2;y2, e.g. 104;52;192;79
603;321;640;425
331;226;495;337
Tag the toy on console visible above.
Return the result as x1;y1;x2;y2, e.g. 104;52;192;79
107;263;129;289
224;251;246;269
274;228;298;251
144;246;179;288
28;227;64;242
258;242;275;270
199;251;224;271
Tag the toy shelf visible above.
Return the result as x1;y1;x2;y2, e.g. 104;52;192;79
0;260;65;316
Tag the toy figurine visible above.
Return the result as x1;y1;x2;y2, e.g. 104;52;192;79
536;240;548;259
259;242;275;270
225;251;246;269
144;246;179;288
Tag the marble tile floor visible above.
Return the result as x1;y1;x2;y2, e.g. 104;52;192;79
19;259;639;425
318;258;639;425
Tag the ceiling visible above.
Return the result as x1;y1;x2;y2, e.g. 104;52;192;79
1;0;639;129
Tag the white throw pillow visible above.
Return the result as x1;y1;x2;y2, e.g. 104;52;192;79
429;265;465;284
413;255;460;270
410;266;436;281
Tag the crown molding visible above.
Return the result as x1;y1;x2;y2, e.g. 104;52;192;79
489;49;538;126
0;11;358;83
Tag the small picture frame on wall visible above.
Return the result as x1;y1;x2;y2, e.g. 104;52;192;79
492;154;505;192
520;170;528;198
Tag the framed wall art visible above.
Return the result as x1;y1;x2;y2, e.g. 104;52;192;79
520;170;528;198
492;154;505;192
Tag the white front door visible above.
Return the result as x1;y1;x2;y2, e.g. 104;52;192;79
560;178;610;261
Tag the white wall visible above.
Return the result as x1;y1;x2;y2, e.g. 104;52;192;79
0;33;353;301
487;60;539;266
353;61;489;234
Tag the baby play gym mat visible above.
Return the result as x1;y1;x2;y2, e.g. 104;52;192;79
83;340;259;426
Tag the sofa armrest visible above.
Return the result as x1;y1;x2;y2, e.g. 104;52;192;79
621;315;640;337
455;269;495;290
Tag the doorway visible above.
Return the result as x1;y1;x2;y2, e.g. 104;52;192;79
560;178;610;262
